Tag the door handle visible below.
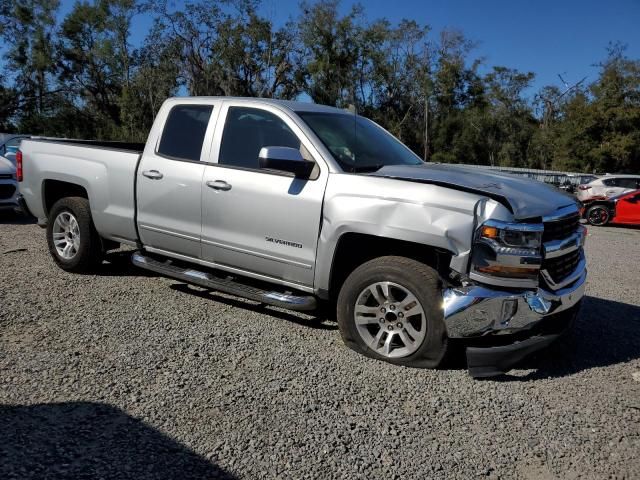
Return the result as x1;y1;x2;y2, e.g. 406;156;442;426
142;169;164;180
206;180;232;191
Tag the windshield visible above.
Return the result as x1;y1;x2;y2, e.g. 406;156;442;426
297;111;423;172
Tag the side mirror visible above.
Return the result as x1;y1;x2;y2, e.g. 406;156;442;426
258;146;314;178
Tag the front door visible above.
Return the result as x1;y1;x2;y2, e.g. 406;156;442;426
201;103;328;288
137;102;218;258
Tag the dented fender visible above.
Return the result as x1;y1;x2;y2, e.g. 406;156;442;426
313;173;512;294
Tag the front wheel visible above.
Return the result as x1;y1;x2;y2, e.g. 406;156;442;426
46;197;103;272
586;205;610;226
337;256;448;368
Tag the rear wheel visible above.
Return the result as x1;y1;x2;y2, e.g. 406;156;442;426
47;197;103;272
586;205;610;226
337;256;448;368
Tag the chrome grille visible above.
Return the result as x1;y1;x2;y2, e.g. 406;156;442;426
542;213;580;242
542;249;581;284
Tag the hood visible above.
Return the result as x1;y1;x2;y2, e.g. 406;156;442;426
370;163;577;220
0;155;15;175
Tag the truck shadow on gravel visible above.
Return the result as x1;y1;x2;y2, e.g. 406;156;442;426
0;401;236;480
494;295;640;381
0;210;36;225
87;250;161;278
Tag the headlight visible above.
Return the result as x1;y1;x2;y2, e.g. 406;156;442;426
471;220;543;286
477;222;542;249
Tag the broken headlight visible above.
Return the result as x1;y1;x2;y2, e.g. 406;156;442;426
470;220;543;286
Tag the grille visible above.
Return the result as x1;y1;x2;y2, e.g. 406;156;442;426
0;184;16;199
542;213;580;242
542;249;581;284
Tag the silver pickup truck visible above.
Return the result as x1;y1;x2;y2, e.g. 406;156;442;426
18;97;587;377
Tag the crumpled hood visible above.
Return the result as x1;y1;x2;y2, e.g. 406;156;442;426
370;163;577;219
0;155;15;175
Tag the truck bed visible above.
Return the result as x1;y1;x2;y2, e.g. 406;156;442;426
36;138;146;153
19;138;144;245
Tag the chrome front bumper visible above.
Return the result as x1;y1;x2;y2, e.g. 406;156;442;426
443;268;586;339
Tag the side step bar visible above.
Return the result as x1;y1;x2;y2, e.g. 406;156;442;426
131;251;317;311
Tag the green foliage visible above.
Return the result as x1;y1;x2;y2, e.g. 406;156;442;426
0;1;638;174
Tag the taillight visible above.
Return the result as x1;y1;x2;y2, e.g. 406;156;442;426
16;150;23;182
578;185;591;190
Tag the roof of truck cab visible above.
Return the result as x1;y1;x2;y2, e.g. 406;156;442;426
165;96;347;114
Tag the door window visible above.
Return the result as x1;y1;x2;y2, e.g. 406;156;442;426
218;107;301;169
157;105;213;161
619;178;639;189
602;178;619;187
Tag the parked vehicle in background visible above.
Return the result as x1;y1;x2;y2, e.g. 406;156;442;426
582;189;640;226
0;134;31;164
18;97;587;377
559;174;598;194
0;135;32;213
0;154;19;212
0;155;20;212
576;174;640;202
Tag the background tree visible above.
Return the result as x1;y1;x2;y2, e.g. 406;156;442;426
0;0;637;174
1;0;60;133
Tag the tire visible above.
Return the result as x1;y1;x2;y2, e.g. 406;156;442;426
586;205;610;226
46;197;103;272
337;256;448;368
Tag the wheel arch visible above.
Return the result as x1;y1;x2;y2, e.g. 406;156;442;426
42;179;89;217
323;232;453;301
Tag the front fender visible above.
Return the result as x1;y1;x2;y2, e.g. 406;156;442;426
313;173;511;294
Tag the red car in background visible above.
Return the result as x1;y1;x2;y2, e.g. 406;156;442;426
582;190;640;226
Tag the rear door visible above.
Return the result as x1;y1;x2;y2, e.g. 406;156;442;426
136;101;220;258
603;178;638;198
602;178;622;197
200;102;328;288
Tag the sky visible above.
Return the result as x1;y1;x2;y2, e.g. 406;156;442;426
52;0;640;96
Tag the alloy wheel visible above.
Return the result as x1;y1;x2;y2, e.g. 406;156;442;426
52;211;81;259
353;281;427;358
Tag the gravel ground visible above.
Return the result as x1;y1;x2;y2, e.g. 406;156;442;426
1;213;639;479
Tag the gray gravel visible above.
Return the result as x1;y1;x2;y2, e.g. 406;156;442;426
1;213;639;479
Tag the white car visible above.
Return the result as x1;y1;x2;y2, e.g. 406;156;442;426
576;174;640;202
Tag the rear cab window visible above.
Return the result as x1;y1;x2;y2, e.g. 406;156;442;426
157;105;213;161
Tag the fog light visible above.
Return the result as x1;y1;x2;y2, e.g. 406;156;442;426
499;299;518;326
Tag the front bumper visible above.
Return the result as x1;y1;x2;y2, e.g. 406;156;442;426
443;268;586;377
0;179;20;210
464;302;579;377
443;268;585;338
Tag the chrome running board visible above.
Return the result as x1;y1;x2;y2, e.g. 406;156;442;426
131;251;317;311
